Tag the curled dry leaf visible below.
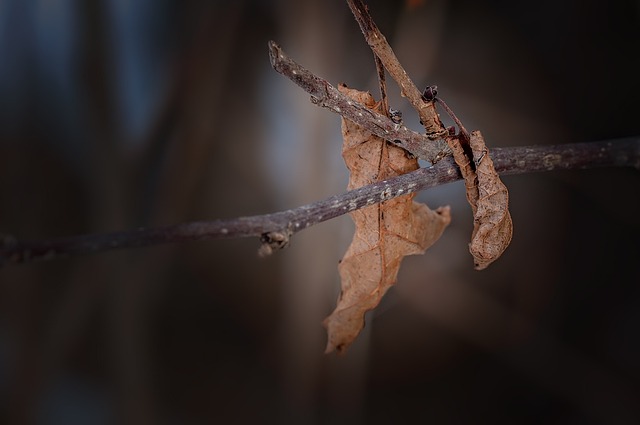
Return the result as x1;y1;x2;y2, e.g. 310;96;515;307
323;85;451;353
468;131;513;270
445;134;478;209
443;129;513;270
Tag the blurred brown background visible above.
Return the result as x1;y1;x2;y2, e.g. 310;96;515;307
1;0;639;424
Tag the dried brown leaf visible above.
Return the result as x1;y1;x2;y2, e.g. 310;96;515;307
468;130;513;270
443;128;513;270
445;134;478;210
323;85;451;353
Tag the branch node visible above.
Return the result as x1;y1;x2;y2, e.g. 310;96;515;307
258;229;292;257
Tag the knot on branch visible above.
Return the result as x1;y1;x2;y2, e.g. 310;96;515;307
258;229;292;257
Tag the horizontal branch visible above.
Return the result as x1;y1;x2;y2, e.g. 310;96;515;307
268;41;449;163
1;138;638;266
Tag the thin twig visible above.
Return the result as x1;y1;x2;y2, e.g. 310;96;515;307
268;41;449;164
346;0;447;139
435;96;470;142
1;138;638;266
374;54;389;117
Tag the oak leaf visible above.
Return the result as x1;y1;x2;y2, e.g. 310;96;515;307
323;85;451;353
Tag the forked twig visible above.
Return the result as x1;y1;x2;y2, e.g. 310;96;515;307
2;0;639;267
268;41;449;163
346;0;447;139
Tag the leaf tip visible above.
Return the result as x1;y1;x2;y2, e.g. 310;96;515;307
322;317;350;354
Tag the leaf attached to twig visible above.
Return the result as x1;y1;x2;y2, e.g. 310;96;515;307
446;130;513;270
468;130;513;270
323;85;451;353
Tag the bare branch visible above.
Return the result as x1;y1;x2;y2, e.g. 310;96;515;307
1;138;638;267
346;0;447;139
268;41;449;164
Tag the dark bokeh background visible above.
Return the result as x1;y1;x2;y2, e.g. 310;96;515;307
1;0;639;424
